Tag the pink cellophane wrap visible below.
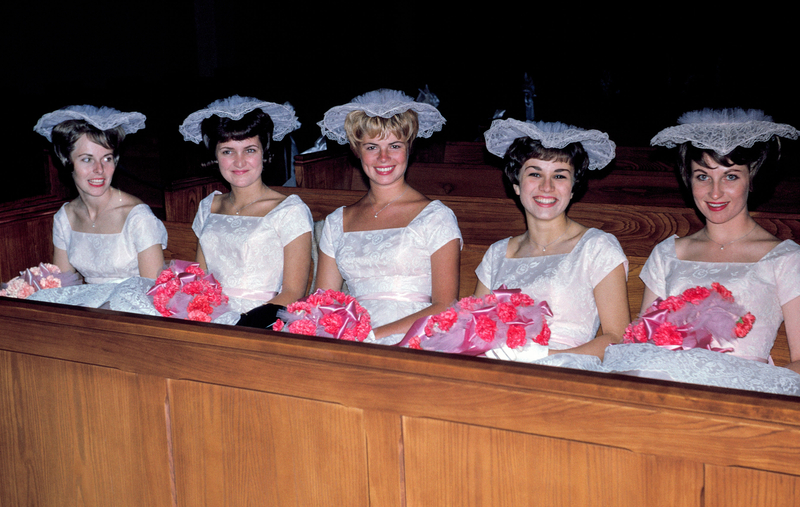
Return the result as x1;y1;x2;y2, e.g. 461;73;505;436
0;262;81;299
147;260;230;321
275;289;372;341
397;286;553;356
622;283;755;353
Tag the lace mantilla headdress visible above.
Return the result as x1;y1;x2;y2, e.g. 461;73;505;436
317;88;446;145
650;108;799;155
179;95;300;144
484;118;616;170
33;105;146;142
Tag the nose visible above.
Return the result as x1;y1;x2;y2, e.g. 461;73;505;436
234;152;247;167
710;178;723;199
540;175;555;192
378;147;390;162
94;159;106;173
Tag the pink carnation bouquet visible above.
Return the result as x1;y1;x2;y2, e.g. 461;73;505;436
147;260;229;322
397;286;552;356
0;263;81;299
622;282;755;352
274;289;372;341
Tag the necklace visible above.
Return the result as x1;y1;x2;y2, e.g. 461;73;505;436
370;186;409;218
89;188;122;228
229;193;264;215
528;220;572;252
704;223;757;250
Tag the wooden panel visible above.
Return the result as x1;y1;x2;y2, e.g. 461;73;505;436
0;350;172;507
704;465;800;507
403;417;703;507
168;379;369;507
0;194;63;281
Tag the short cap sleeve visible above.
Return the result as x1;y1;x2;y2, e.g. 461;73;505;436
127;205;168;252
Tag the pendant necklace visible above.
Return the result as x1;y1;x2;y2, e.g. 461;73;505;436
371;186;409;218
229;193;264;215
704;223;757;250
529;220;572;252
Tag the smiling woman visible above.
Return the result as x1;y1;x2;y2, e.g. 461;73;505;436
32;105;168;283
475;118;627;362
314;89;462;345
178;95;312;325
640;109;800;373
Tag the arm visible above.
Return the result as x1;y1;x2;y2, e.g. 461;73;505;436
640;286;659;317
372;238;461;340
195;242;208;272
53;246;76;275
783;295;800;373
550;263;630;360
267;232;312;307
137;244;166;279
474;279;491;297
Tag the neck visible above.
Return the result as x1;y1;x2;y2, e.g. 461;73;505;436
704;213;757;243
525;215;571;245
369;182;408;205
230;182;268;203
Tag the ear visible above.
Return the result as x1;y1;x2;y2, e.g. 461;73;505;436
513;184;520;196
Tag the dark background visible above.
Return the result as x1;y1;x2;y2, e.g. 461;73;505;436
6;3;797;204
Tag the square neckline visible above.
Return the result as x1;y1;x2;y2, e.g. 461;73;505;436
342;200;439;234
668;235;792;265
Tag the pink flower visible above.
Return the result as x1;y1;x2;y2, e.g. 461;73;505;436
711;282;734;302
533;320;551;345
407;336;422;349
681;286;711;305
657;296;686;312
622;321;648;344
653;322;683;346
496;302;517;323
457;296;483;311
510;293;535;307
435;308;459;332
187;310;212;322
734;312;756;338
475;315;497;342
273;319;285;332
320;313;345;334
506;325;526;349
288;319;318;336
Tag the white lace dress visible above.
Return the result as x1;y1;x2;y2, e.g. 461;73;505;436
27;203;168;310
319;200;462;346
192;191;313;313
597;235;800;396
475;228;628;352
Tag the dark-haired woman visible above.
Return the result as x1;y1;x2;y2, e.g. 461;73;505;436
476;118;629;362
179;96;312;320
33;105;167;283
634;109;800;374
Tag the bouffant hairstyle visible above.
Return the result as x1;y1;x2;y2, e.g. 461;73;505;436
201;109;274;164
503;137;589;189
677;137;781;189
344;109;419;156
51;120;125;167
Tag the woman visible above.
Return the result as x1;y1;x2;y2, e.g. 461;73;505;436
476;118;629;362
33;105;167;283
631;108;800;376
315;89;462;345
179;95;313;322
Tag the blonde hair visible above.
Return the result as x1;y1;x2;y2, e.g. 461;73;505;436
344;109;419;155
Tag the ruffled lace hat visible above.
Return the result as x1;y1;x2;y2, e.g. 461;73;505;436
179;95;300;144
484;118;616;170
650;108;798;155
33;105;146;142
317;88;446;145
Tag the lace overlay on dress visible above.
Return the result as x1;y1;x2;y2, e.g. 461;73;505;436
192;191;313;313
475;228;628;350
319;200;462;346
53;203;167;284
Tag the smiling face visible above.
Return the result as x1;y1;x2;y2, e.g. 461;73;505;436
70;134;116;197
215;136;264;189
690;154;750;225
513;157;575;221
357;132;409;187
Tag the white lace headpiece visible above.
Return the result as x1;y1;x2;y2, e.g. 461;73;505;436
179;95;300;144
317;88;446;145
33;105;146;142
650;108;798;155
484;118;616;170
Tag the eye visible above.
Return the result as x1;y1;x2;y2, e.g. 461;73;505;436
726;173;739;181
694;173;708;181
